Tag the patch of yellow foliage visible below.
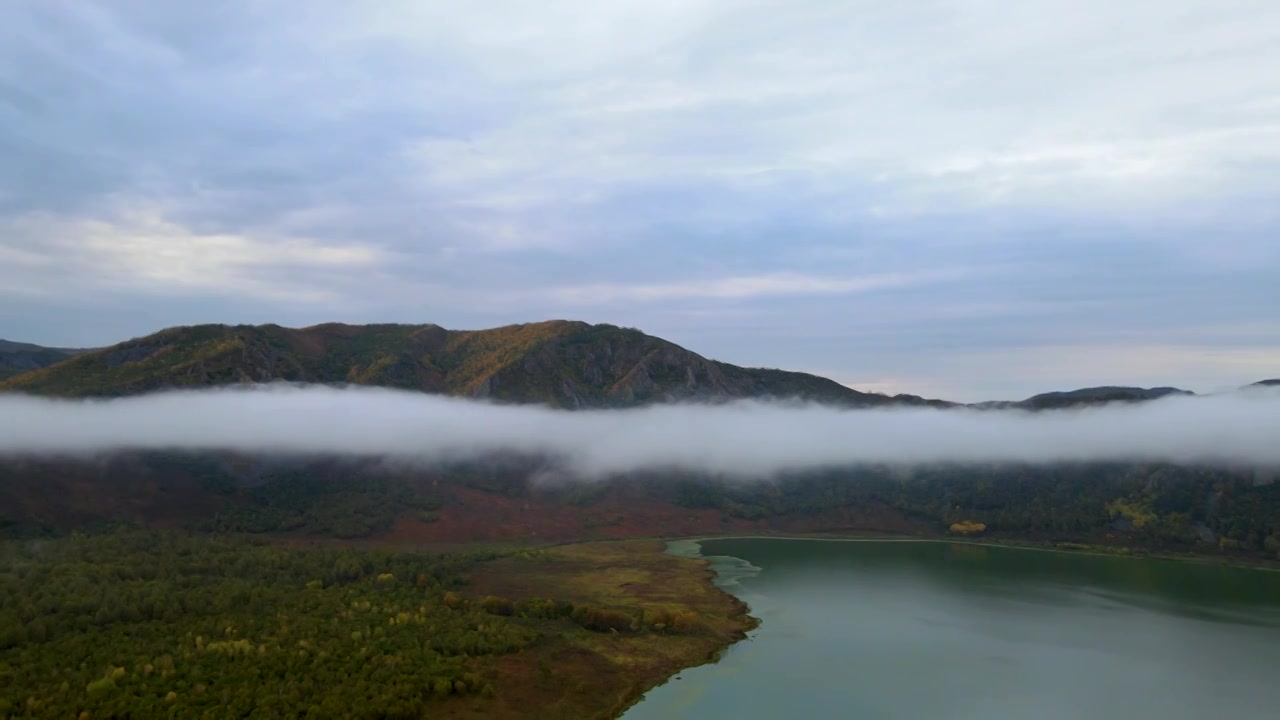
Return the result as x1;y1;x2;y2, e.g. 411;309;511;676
1106;499;1157;528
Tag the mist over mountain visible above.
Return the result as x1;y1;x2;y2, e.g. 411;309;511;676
2;385;1279;471
1;320;1278;559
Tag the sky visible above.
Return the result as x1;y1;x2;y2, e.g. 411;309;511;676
1;0;1278;402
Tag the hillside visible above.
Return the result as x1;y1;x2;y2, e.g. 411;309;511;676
0;321;1278;561
3;450;1278;561
1018;385;1194;409
0;340;87;381
0;321;921;408
973;385;1195;410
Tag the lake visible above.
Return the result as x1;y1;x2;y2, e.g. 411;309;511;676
621;538;1280;720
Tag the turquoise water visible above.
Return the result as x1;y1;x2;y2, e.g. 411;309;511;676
622;538;1280;720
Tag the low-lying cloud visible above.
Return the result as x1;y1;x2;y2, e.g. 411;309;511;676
1;384;1278;476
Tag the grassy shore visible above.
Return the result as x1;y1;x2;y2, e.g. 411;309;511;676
455;540;758;720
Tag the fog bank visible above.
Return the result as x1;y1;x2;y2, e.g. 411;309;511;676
1;385;1278;475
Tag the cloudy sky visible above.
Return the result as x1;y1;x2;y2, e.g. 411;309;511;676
1;1;1277;401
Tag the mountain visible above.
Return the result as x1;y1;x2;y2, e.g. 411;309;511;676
2;322;1279;562
1249;379;1280;388
0;321;930;408
1020;385;1194;409
0;340;88;381
0;322;1259;410
974;385;1195;410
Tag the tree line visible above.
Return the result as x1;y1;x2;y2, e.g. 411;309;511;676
660;462;1280;557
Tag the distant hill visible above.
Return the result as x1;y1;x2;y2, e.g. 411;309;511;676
0;321;934;408
973;385;1195;410
1248;379;1280;388
1017;386;1194;409
0;340;88;381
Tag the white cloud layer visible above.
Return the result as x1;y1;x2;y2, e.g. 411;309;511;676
1;385;1277;475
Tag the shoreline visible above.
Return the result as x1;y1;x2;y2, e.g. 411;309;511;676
609;540;761;719
455;539;760;720
616;532;1280;715
608;546;760;719
654;530;1280;572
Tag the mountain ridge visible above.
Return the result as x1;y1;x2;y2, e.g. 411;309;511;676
973;385;1197;410
2;323;1279;562
0;321;940;408
1;323;1271;409
0;339;89;381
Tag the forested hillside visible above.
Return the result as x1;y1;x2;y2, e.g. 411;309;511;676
0;340;86;380
1003;386;1195;409
1;320;1277;562
2;451;1278;562
0;531;752;720
2;321;1261;410
0;321;930;408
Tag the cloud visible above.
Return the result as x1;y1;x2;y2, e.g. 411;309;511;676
383;0;1280;215
1;1;1278;402
543;270;959;303
0;209;384;302
7;1;1278;235
1;385;1277;475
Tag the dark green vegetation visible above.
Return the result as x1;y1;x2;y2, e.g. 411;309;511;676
0;339;87;381
0;321;941;408
0;530;511;718
201;463;445;539
667;463;1280;558
0;531;751;720
3;453;1279;563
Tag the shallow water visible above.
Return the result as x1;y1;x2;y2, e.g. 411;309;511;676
622;538;1280;720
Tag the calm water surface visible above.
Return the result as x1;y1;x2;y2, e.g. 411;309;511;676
622;538;1280;720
